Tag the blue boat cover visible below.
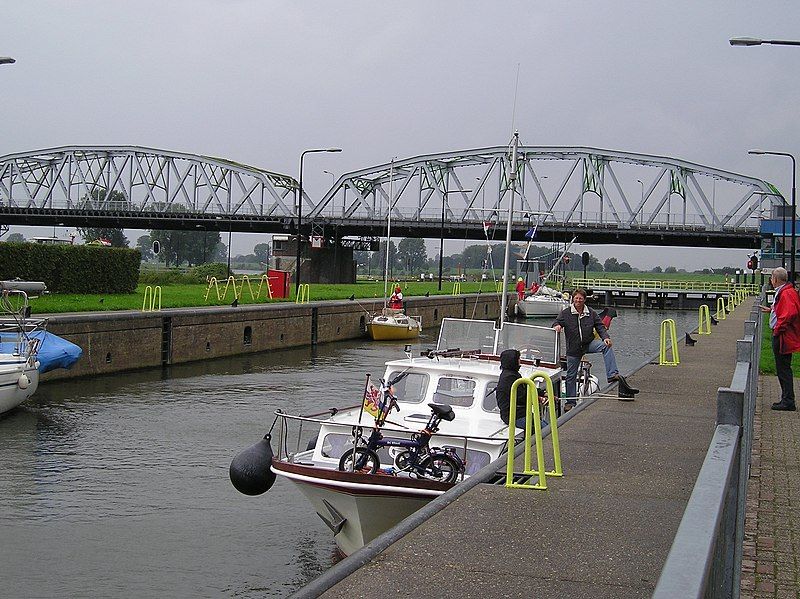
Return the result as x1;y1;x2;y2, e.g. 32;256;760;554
31;331;82;373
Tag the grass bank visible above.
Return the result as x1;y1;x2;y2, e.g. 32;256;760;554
27;280;505;314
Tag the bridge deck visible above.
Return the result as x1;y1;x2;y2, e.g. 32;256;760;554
316;300;750;598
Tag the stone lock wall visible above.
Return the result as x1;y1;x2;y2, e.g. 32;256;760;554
42;293;507;381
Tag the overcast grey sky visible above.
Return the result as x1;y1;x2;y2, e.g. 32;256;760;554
3;1;799;269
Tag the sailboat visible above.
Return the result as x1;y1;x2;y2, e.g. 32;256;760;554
366;160;422;341
515;238;574;318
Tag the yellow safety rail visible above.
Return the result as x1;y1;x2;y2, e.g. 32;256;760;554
698;305;711;335
659;319;679;366
295;283;310;304
204;274;273;303
715;296;727;320
142;285;162;312
495;281;505;293
505;372;562;490
452;281;462;296
727;293;734;313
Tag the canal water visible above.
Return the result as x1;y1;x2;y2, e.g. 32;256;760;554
0;309;698;598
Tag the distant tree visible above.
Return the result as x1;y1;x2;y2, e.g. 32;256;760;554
664;266;678;273
603;257;620;272
254;242;271;265
137;234;154;261
652;266;663;273
6;232;25;243
618;261;633;272
397;238;427;272
79;227;129;247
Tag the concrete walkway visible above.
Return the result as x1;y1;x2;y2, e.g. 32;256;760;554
320;305;751;598
740;375;800;598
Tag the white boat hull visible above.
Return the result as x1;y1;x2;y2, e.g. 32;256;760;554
0;361;39;415
271;460;448;555
516;296;568;318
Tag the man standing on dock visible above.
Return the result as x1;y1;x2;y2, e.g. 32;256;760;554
553;288;638;409
761;267;800;411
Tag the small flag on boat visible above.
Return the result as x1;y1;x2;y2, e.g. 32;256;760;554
525;225;537;239
482;221;492;235
362;380;383;418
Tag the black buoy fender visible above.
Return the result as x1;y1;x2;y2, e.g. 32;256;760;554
229;434;277;495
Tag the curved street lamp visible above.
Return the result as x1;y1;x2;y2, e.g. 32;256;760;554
0;56;15;65
296;148;342;293
730;37;800;47
749;149;796;280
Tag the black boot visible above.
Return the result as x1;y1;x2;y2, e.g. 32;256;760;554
772;401;797;411
611;374;639;399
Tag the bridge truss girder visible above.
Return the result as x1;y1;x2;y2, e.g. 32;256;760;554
310;145;778;248
0;146;298;225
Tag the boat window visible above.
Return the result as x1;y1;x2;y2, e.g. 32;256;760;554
320;433;391;463
483;381;500;413
441;446;491;475
433;377;476;408
388;371;428;404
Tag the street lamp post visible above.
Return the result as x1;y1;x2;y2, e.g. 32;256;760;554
323;169;337;215
437;188;472;291
0;57;15;65
295;148;342;294
749;149;796;280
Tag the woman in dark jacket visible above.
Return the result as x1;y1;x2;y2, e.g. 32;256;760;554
496;349;548;430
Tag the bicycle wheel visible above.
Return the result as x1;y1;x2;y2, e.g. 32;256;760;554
419;453;460;483
394;450;413;471
338;448;380;474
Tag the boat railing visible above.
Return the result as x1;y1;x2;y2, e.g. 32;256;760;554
273;408;513;480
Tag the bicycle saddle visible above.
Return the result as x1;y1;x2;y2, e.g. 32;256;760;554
428;403;456;421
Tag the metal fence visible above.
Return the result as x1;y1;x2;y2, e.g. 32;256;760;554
652;300;762;599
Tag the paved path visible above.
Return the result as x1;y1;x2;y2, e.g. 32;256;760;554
320;305;752;598
740;374;800;598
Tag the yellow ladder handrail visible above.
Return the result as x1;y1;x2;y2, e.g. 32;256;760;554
295;283;310;304
142;285;162;312
698;305;711;335
451;281;462;296
505;372;562;490
727;292;735;313
715;296;727;320
659;319;680;366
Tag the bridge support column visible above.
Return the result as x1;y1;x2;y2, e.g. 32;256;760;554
639;292;646;308
605;290;612;305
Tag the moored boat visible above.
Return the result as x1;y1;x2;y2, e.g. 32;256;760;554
231;318;599;555
366;308;422;340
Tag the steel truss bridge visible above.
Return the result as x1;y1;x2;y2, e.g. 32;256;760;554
0;144;780;249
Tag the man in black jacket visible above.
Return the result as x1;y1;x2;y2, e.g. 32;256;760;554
553;288;638;408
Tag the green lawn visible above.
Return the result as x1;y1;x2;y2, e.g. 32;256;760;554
760;313;800;377
27;280;507;314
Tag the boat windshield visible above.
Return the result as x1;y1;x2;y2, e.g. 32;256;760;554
496;323;560;365
436;319;496;353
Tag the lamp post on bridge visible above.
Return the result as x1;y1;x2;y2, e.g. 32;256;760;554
296;148;342;294
0;57;15;65
730;37;800;47
438;188;472;291
748;149;796;281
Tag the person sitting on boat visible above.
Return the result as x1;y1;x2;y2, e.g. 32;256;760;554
388;285;404;310
496;349;547;430
515;277;526;300
553;288;638;409
528;281;540;295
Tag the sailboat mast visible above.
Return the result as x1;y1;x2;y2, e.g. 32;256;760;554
383;159;394;306
499;132;519;327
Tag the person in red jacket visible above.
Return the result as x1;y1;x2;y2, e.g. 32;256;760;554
515;277;526;300
761;267;800;411
388;285;404;310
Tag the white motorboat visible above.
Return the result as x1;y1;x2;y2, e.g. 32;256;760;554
515;285;569;318
231;318;599;556
0;288;45;415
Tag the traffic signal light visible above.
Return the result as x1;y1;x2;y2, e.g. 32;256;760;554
747;258;753;270
751;255;758;270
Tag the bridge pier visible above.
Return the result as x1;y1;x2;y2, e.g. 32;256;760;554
273;236;357;284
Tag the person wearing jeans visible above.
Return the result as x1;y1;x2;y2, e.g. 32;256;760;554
553;288;638;407
760;267;800;411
